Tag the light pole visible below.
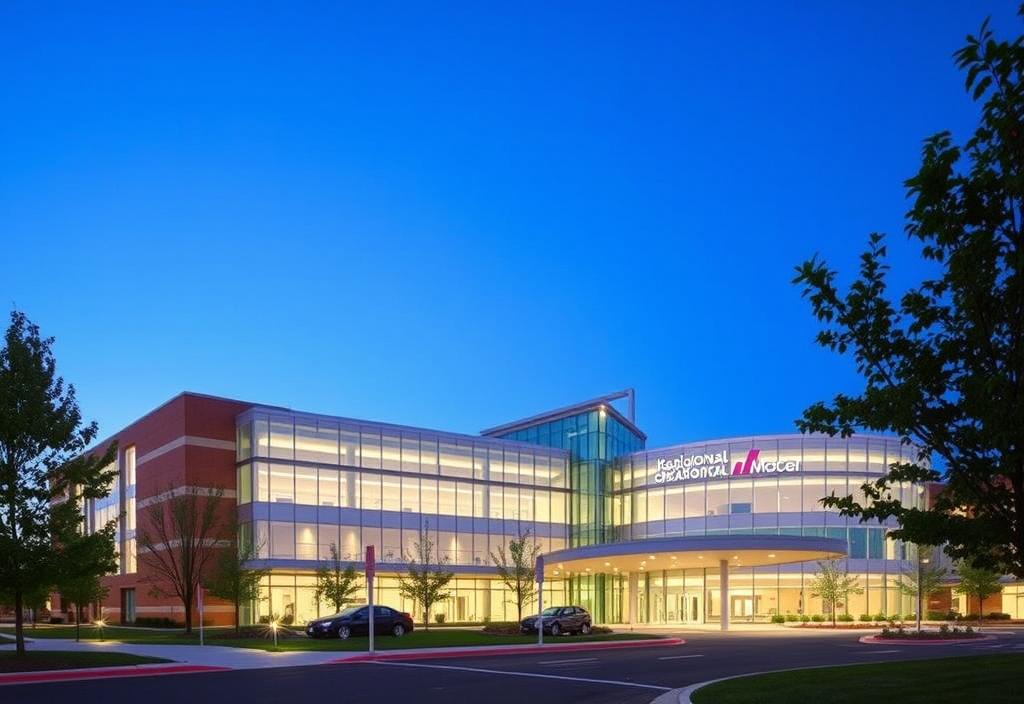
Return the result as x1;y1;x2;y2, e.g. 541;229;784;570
916;553;930;633
271;619;279;648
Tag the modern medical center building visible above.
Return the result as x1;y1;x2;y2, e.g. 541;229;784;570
69;389;1023;629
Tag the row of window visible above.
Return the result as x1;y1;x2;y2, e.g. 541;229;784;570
238;415;569;488
247;520;568;565
612;478;923;521
238;463;570;522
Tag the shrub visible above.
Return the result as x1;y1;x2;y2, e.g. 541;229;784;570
928;610;956;621
134;617;180;628
939;624;950;634
771;614;786;624
48;615;66;624
986;612;1011;620
811;614;825;623
873;612;886;621
785;614;799;622
888;614;903;622
800;614;810;622
966;625;974;634
434;613;446;624
859;614;872;622
837;613;854;622
904;614;916;621
481;622;522;636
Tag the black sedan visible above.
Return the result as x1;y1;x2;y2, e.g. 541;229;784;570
306;605;415;639
521;606;592;636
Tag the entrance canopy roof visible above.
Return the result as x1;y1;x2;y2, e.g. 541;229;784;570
540;535;846;579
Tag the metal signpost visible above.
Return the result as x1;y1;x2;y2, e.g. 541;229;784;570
198;585;204;646
536;555;544;646
366;545;376;656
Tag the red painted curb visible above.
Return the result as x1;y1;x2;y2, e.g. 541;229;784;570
0;664;230;686
330;637;685;664
858;634;997;645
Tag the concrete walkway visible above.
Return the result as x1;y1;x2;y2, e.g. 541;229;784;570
13;636;681;670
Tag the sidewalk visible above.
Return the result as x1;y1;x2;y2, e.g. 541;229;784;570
2;635;682;683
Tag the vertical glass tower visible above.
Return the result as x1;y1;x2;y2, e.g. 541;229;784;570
481;390;645;621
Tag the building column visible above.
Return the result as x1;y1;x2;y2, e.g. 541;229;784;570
720;560;729;632
628;572;638;625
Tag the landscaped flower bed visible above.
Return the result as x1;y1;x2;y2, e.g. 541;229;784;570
874;624;986;640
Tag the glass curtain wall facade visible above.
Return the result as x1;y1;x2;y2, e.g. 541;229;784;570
610;435;924;624
235;408;571;626
491;405;645;622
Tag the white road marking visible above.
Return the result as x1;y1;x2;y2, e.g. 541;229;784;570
373;661;671;691
658;654;705;660
855;649;901;654
537;657;598;665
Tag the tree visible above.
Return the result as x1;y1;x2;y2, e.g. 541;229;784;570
56;519;118;641
793;10;1024;579
0;310;117;655
397;521;453;630
897;545;948;631
955;562;1003;626
490;529;541;623
138;485;225;634
314;543;361;616
204;517;268;634
808;560;863;627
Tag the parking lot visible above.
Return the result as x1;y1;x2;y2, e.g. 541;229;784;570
4;628;1024;704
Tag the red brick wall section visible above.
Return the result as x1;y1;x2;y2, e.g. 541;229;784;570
54;393;252;627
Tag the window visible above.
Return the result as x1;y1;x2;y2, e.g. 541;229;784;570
438;480;457;515
237;463;253;504
402;476;420;513
421;479;438;514
361;474;382;510
420;437;438;474
340;427;360;467
360;428;381;469
256;462;270;502
269;418;294;460
318;524;338;559
270;522;295;559
296;523;317;559
125;446;136;486
295;466;317;505
340;470;359;508
318;468;339;506
381;475;401;511
401;434;420;472
382;434;401;471
296;421;339;463
270;464;294;503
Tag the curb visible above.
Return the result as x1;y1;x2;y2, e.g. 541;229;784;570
0;664;230;686
329;637;685;663
858;634;997;645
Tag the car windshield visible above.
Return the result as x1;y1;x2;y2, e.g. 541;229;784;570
335;606;362;617
541;607;561;616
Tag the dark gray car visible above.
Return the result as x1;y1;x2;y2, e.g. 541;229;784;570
521;606;592;636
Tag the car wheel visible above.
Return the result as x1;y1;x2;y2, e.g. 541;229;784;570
338;625;351;640
392;623;405;637
580;622;592;635
550;622;561;636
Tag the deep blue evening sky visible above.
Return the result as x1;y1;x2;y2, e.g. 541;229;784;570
1;2;1018;448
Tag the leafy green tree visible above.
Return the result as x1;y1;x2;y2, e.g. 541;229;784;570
205;518;269;633
793;10;1024;579
57;522;117;641
138;485;225;634
398;521;453;630
955;562;1003;626
313;543;361;616
490;529;541;623
808;560;863;627
897;545;948;630
0;310;117;655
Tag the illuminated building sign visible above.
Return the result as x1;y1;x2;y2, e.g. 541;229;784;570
652;449;800;484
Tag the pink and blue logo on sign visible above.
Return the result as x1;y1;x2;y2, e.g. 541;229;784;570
731;449;760;476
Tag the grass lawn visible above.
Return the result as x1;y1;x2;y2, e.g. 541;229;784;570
0;651;170;673
0;624;663;652
692;655;1024;704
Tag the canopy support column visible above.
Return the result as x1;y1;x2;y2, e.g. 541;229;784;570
719;559;729;631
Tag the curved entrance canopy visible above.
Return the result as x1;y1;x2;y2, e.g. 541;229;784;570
540;534;847;580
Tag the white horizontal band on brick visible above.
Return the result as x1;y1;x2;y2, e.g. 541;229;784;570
138;539;232;553
137;486;237;510
135;605;235;614
137;435;236;468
